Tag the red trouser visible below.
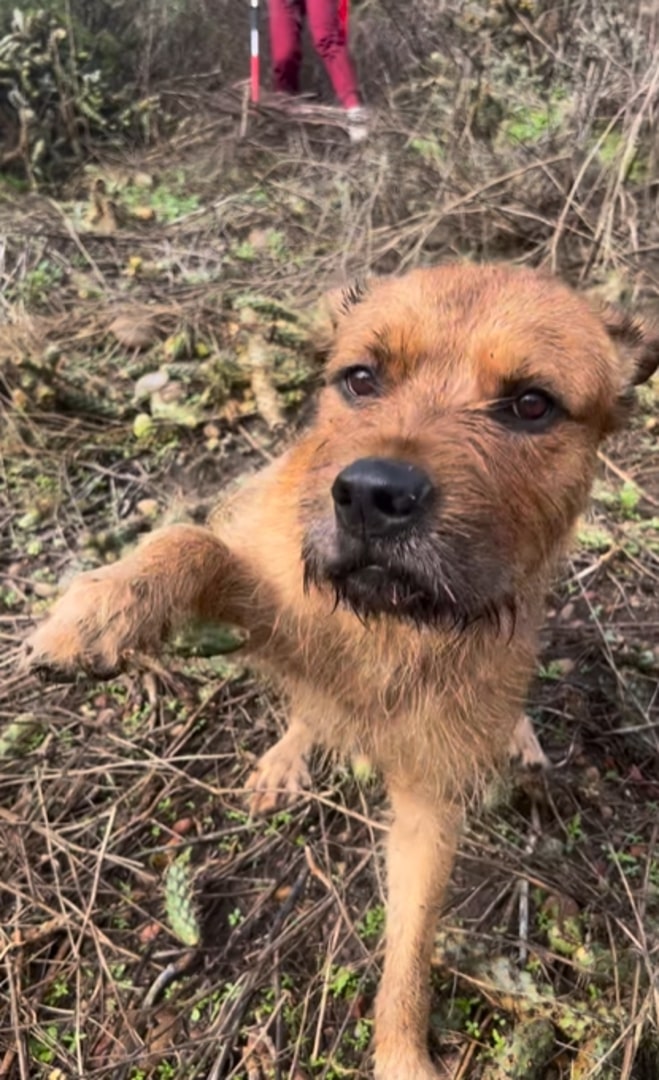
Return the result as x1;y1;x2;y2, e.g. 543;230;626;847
267;0;361;109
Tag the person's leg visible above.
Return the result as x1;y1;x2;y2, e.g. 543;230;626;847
305;0;361;109
268;0;304;95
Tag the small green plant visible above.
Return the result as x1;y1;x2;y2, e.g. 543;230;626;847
61;1030;84;1052
227;906;243;928
358;904;386;943
465;1017;482;1038
189;986;228;1024
565;812;584;853
108;962;134;991
122;180;200;223
266;229;287;258
538;660;565;681
310;1055;352;1079
29;1024;59;1064
232;240;257;261
44;976;71;1005
449;994;482;1034
0;586;20;609
120;699;151;734
328;964;360;1000
156;1062;177;1079
595;129;648;182
265;809;293;835
15;259;63;306
221;981;242;1004
577;523;613;552
606;847;641;879
409;136;444;165
345;1017;373;1051
490;1023;507;1050
504;104;557;143
618;480;641;519
535;906;552;934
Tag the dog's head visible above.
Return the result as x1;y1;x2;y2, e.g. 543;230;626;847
299;263;658;627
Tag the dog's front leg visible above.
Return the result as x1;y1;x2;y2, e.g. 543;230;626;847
24;524;269;679
374;787;462;1080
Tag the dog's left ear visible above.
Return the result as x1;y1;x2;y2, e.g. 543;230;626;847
600;305;659;387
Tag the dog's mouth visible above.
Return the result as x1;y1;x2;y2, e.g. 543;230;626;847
326;562;457;624
302;526;511;628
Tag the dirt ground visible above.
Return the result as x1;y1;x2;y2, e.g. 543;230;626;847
1;6;659;1077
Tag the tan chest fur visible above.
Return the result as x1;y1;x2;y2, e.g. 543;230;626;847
212;462;538;800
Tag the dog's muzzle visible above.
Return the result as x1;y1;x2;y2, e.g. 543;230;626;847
331;457;434;539
303;456;514;628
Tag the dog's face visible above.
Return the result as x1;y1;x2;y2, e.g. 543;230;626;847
298;264;658;626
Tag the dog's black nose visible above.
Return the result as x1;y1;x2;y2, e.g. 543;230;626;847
332;457;434;538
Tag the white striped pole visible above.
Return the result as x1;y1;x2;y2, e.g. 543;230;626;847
250;0;260;103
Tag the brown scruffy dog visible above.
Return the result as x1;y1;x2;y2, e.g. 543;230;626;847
25;264;659;1079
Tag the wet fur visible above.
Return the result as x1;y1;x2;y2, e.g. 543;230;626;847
24;263;659;1080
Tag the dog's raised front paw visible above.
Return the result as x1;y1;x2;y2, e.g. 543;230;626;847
23;568;164;680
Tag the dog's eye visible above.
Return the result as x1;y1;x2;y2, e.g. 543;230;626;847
342;366;379;399
491;386;561;432
512;390;554;422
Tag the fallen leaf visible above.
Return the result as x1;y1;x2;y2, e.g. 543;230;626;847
109;311;158;350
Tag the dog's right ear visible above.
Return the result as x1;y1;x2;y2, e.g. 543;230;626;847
600;305;659;388
309;279;370;355
322;279;370;330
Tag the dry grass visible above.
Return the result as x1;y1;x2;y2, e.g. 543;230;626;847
1;1;659;1077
